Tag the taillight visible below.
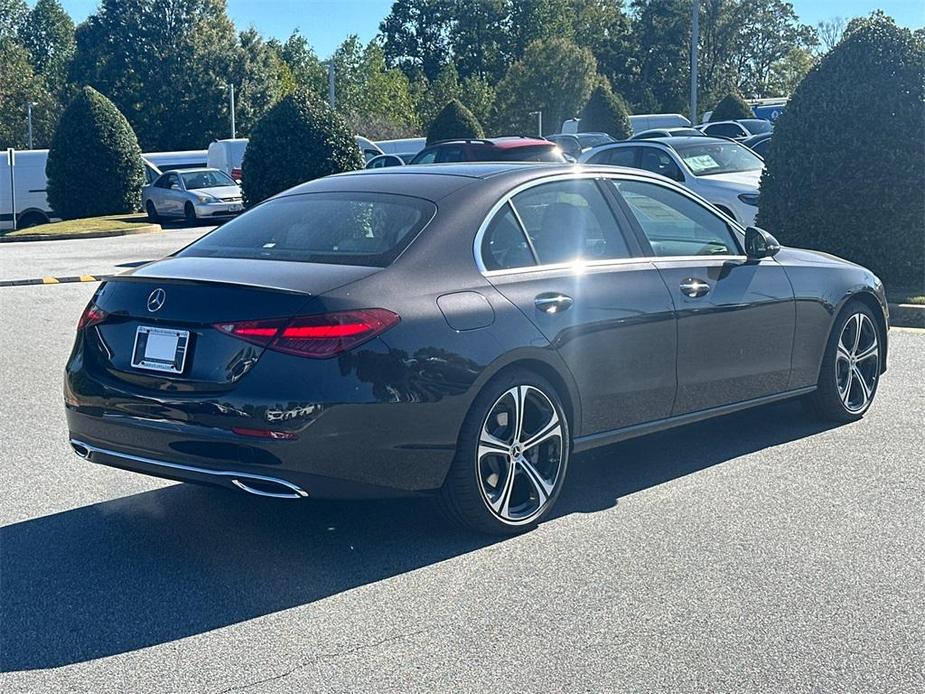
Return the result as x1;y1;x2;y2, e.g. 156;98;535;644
77;302;107;330
215;309;399;359
230;167;243;183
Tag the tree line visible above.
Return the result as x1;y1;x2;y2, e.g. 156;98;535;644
0;0;856;151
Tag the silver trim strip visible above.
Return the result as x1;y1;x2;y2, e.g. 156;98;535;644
70;439;309;499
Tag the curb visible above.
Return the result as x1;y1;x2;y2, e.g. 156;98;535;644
0;274;112;287
0;224;161;243
889;303;925;329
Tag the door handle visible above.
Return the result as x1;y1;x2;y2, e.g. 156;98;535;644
679;278;711;298
534;293;574;314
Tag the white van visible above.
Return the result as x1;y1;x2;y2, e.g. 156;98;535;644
207;139;249;180
0;149;57;231
560;114;692;137
375;137;426;162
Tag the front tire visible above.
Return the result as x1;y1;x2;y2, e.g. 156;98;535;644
440;369;570;535
145;201;159;222
184;202;197;224
804;301;881;422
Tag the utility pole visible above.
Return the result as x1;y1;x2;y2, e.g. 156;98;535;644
691;0;700;124
229;83;236;138
529;111;543;137
26;102;36;150
327;61;336;109
7;149;17;231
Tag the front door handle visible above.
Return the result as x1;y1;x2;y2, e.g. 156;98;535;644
534;293;574;314
679;278;711;298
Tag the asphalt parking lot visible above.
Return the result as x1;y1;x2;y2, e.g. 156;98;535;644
0;234;922;692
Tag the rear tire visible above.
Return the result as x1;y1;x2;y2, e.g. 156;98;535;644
17;211;48;228
804;301;881;422
184;202;197;224
439;369;570;535
145;201;159;222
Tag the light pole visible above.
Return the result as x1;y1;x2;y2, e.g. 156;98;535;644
26;102;37;149
690;0;700;124
529;110;542;137
325;61;336;109
228;83;236;138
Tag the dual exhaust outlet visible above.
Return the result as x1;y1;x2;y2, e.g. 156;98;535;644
70;439;308;500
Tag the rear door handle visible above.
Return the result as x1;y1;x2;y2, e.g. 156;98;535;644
679;278;711;298
534;293;574;314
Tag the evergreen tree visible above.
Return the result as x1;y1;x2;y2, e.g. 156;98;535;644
579;79;632;139
426;98;484;144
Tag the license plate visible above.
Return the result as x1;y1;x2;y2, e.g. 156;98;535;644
131;326;190;374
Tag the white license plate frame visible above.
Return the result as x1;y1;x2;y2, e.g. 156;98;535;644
131;326;190;374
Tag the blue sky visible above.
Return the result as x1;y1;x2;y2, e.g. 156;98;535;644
58;0;925;59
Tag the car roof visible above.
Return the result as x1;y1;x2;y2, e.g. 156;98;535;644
281;162;674;202
426;137;553;150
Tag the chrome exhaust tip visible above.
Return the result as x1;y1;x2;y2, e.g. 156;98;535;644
231;477;308;500
71;441;91;459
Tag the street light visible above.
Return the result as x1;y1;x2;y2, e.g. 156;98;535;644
227;83;236;138
26;102;37;149
691;0;700;124
528;110;542;137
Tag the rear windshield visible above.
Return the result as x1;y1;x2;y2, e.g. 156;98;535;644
178;192;436;267
181;170;236;189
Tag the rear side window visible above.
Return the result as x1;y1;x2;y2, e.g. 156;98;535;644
478;145;565;163
179;192;436;267
508;179;631;265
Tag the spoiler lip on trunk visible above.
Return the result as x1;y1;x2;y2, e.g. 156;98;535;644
113;256;382;296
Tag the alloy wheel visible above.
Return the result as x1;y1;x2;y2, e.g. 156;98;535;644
476;385;565;525
836;312;879;414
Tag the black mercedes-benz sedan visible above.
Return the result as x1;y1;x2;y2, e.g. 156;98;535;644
65;163;888;534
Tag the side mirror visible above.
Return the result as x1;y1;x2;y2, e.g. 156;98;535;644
744;226;781;260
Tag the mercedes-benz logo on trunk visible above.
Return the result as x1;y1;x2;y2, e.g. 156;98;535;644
146;288;166;312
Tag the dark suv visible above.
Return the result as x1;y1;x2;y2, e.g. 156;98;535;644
410;137;567;164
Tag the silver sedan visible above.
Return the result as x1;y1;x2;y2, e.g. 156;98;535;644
143;168;243;223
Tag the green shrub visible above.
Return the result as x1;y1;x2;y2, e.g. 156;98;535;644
708;92;754;122
758;14;925;290
45;86;145;219
579;80;632;139
241;89;364;206
426;99;484;145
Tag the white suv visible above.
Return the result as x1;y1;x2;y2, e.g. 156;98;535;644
579;137;763;226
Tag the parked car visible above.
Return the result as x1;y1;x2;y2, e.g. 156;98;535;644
579;136;764;226
699;119;773;140
0;149;56;230
547;132;615;159
410;137;568;164
560;113;691;135
743;132;772;158
356;136;385;163
365;154;405;169
631;127;706;140
142;168;243;223
66;163;888;535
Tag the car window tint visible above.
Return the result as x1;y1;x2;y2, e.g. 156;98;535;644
495;145;566;162
179;192;436;267
435;146;465;163
606;148;637;166
612;180;740;257
481;203;536;271
412;149;437;164
707;123;744;137
638;148;681;180
509;180;631;265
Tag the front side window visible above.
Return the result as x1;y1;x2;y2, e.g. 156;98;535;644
435;146;466;163
179;192;436;267
509;179;631;265
612;180;740;257
638;148;683;181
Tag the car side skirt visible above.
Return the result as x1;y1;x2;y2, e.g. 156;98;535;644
572;386;817;453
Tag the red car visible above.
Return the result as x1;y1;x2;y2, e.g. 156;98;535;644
410;137;568;164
